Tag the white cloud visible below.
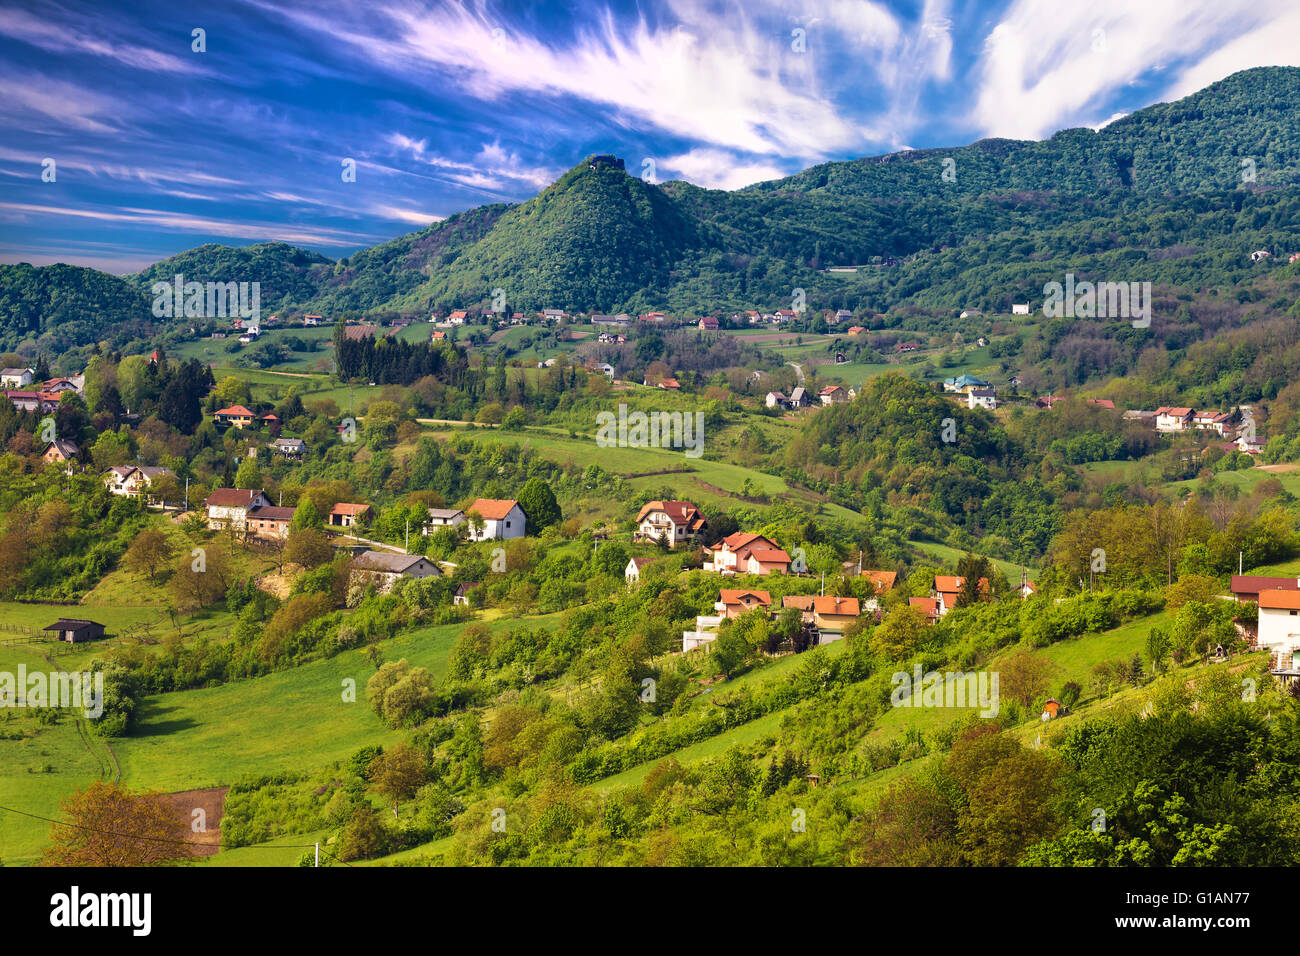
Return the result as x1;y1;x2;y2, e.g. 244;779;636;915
660;148;789;189
370;204;446;226
0;8;211;75
972;0;1298;140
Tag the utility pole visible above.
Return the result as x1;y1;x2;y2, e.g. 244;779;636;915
404;518;409;553
184;476;189;511
314;842;319;868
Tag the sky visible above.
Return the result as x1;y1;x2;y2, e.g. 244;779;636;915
0;0;1297;274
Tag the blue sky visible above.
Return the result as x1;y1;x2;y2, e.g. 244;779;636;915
1;0;1297;274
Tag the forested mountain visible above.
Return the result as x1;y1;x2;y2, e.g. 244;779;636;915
3;67;1298;354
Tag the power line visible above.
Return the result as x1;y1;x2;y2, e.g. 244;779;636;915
0;803;352;865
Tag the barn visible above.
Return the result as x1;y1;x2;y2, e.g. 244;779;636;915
43;619;106;644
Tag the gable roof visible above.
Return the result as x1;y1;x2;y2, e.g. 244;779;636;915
353;551;430;574
862;570;898;593
205;488;266;508
247;505;295;522
747;547;791;566
719;589;771;607
329;502;372;517
909;597;940;617
782;595;861;615
214;405;255;418
1233;575;1299;595
718;531;775;552
468;498;520;521
1258;589;1300;610
934;575;990;596
636;500;704;528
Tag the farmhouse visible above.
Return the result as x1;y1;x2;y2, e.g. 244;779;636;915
788;386;810;408
943;374;990;393
634;500;707;547
204;488;272;532
909;597;941;623
1155;407;1194;433
247;505;295;540
819;385;847;405
351;551;442;592
467;498;525;541
453;582;480;606
422;508;467;535
765;391;788;409
698;316;719;331
967;388;997;410
328;502;372;528
861;569;898;614
43;618;105;643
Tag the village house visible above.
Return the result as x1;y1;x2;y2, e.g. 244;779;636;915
1237;433;1265;455
214;404;256;428
773;309;796;323
0;367;34;388
42;439;79;465
247;505;295;540
466;498;525;541
269;437;307;459
448;310;469;325
585;362;615;378
933;575;990;616
451;582;480;607
833;309;853;324
422;508;467;535
1256;589;1300;675
895;341;922;353
625;557;653;586
819;385;848;405
698;316;719;331
1011;303;1031;315
351;551;441;592
1191;410;1235;436
788;386;811;408
43;618;105;644
782;595;861;643
634;500;707;547
765;391;788;409
909;596;941;623
704;532;785;575
944;374;990;394
205;488;272;533
303;314;323;326
328;502;372;528
967;388;997;410
591;313;631;327
1085;398;1116;410
103;465;175;505
1155;406;1194;433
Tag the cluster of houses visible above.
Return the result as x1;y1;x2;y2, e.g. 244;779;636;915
764;385;852;410
2;367;84;415
680;589;864;652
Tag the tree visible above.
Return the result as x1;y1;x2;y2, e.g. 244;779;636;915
338;805;387;862
369;742;428;818
290;496;322;530
284;527;333;569
999;648;1057;708
121;527;175;584
44;781;195;866
517;476;560;532
234;455;262;489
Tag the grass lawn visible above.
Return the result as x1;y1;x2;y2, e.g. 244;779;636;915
905;539;1035;580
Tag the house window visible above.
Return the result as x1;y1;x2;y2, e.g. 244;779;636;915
505;521;511;529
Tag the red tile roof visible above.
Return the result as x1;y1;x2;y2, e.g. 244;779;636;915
467;498;519;521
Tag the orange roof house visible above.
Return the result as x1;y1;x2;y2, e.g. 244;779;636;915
328;502;373;527
214;405;256;427
782;595;861;640
862;570;898;594
909;597;940;622
745;547;792;575
717;589;772;618
933;575;990;614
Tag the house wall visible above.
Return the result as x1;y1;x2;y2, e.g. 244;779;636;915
1259;608;1300;666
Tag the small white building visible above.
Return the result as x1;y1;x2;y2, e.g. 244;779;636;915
467;498;525;541
1257;590;1300;673
625;557;652;586
0;367;34;388
422;508;467;535
1155;407;1194;433
351;551;442;592
1011;303;1031;315
967;388;997;410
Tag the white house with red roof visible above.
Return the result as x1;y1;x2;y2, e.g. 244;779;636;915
1155;407;1194;433
467;498;525;541
704;532;781;574
204;488;272;532
634;500;707;547
1257;589;1300;674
